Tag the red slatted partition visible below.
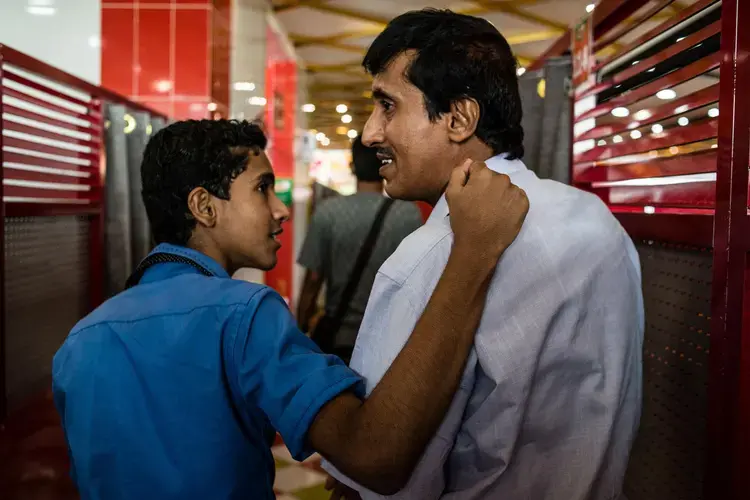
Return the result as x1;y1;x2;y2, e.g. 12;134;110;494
0;45;166;421
564;1;750;499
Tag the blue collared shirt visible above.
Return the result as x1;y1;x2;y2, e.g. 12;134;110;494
53;243;364;500
325;156;644;499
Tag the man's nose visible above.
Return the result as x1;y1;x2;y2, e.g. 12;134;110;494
362;113;382;148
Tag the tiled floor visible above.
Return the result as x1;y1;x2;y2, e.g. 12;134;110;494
272;442;331;500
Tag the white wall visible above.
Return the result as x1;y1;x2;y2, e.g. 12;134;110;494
0;0;101;84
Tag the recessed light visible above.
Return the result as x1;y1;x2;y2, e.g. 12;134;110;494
657;89;677;100
611;107;630;118
336;104;348;113
678;117;689;126
233;82;256;91
613;135;623;143
708;108;719;118
302;103;316;113
631;130;642;139
651;124;664;134
586;4;595;13
634;110;651;121
341;114;353;124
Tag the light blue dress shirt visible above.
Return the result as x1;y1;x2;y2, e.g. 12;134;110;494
324;156;644;499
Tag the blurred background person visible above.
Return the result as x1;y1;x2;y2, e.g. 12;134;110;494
297;136;423;363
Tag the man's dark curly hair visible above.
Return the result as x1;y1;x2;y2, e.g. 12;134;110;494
141;119;267;245
363;8;524;159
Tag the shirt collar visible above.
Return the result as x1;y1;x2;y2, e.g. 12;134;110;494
426;154;528;225
145;243;231;279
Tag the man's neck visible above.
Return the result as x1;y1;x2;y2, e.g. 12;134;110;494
428;146;496;206
357;181;384;194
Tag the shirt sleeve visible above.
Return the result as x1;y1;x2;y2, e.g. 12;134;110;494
297;205;329;273
226;289;365;461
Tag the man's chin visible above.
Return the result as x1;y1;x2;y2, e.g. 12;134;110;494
385;182;420;202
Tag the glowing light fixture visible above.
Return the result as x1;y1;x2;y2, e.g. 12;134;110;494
611;107;630;118
656;89;677;100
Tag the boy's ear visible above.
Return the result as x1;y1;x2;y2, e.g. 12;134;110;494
187;187;218;228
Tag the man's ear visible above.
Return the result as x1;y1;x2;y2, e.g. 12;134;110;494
447;98;480;144
187;187;218;229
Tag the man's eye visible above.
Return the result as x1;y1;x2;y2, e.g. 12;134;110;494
257;182;270;193
380;100;393;111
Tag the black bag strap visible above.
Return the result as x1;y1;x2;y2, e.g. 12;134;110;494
125;252;214;289
331;197;395;322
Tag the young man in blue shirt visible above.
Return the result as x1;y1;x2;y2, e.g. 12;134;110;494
52;119;528;499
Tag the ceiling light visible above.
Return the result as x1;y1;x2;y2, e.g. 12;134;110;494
656;89;677;100
631;60;640;66
651;123;664;134
613;135;623;143
233;82;256;91
630;130;642;139
676;37;686;43
648;67;656;73
207;102;218;111
644;206;656;214
675;105;689;114
611;107;630;118
26;6;55;15
336;126;348;135
708;107;719;118
517;67;526;76
678;117;689;126
634;110;651;121
248;96;267;106
670;146;680;155
302;103;316;113
597;139;606;146
321;137;330;146
586;3;595;13
348;129;358;139
315;132;326;142
336;104;348;113
341;114;353;124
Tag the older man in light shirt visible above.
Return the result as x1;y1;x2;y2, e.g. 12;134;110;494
323;9;643;500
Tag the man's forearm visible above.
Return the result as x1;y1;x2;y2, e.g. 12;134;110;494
310;243;497;493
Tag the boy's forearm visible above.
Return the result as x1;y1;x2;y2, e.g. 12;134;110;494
310;244;498;493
